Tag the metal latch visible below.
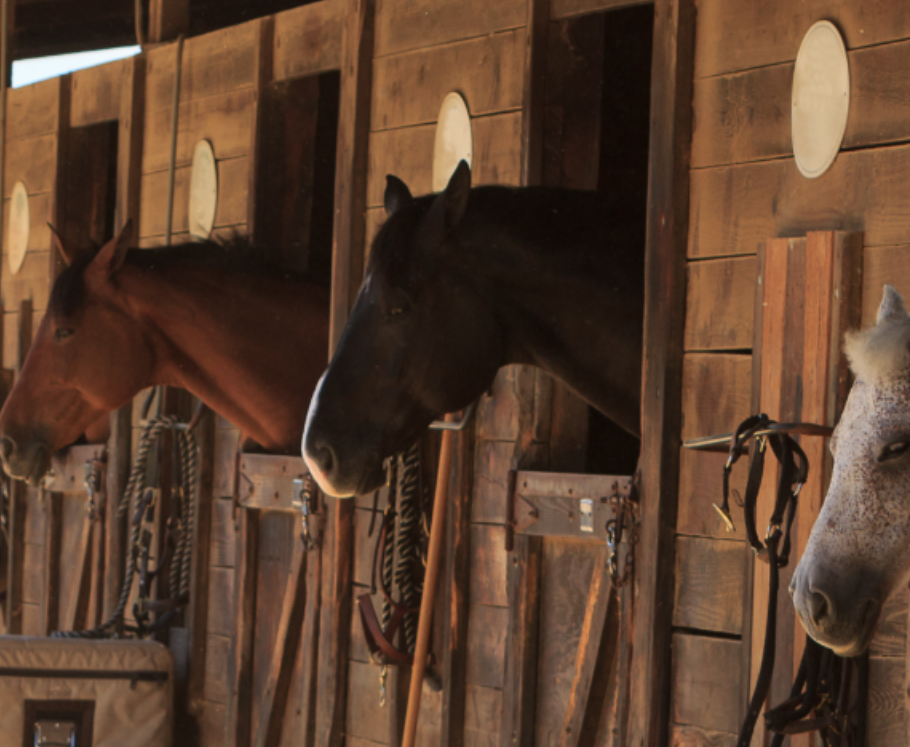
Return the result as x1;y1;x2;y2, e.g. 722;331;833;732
293;475;319;550
579;498;593;532
34;720;76;747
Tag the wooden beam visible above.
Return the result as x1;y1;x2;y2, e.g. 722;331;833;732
253;535;309;747
4;481;25;634
148;0;189;45
558;551;619;747
500;535;542;747
247;16;275;245
626;1;695;745
297;505;325;747
49;75;71;283
41;491;61;635
328;0;374;351
230;508;260;747
521;0;549;186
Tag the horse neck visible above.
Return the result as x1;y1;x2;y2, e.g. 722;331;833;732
457;214;643;435
119;263;329;451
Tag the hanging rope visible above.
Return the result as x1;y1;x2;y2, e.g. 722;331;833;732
53;410;199;639
396;443;422;654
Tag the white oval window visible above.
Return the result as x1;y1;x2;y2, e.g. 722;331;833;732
8;181;29;274
792;21;850;179
433;92;473;192
188;140;218;239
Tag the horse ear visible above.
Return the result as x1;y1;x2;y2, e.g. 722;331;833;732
48;223;79;267
93;220;134;277
877;284;909;325
443;160;471;230
385;175;413;216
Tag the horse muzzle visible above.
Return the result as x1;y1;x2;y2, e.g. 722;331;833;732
790;568;882;657
0;435;51;485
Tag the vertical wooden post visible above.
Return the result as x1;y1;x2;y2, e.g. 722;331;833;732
316;1;374;746
49;75;71;282
626;1;695;746
148;0;189;45
520;0;549;187
231;508;260;747
247;17;275;244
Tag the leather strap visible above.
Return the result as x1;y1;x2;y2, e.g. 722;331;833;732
358;593;414;667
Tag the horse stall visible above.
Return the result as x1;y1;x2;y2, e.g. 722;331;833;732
3;0;910;747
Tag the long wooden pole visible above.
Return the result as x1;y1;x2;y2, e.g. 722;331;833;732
401;414;456;747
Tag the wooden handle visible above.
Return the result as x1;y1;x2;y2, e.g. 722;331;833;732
401;414;456;747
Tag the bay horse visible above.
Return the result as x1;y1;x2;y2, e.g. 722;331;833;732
792;284;910;656
303;161;644;497
0;222;330;484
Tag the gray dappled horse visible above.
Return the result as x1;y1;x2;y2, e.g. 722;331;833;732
792;284;910;656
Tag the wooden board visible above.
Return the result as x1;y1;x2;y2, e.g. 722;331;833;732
71;58;127;126
676;449;748;541
374;0;525;57
863;244;910;326
550;0;651;20
145;21;259;111
371;30;525;131
4;133;58;197
679;353;752;441
867;656;908;747
670;634;743;735
694;0;910;79
138;156;249;238
684;256;757;351
669;726;737;747
687;143;910;260
672;536;745;635
273;0;344;80
465;603;509;690
6;78;61;140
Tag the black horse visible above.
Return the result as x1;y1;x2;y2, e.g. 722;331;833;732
303;161;644;497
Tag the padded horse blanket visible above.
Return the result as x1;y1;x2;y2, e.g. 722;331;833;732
0;636;173;746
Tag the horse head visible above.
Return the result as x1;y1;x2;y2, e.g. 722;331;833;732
792;284;910;655
303;162;502;497
0;222;155;484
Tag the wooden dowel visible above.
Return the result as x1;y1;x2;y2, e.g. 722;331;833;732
401;414;456;747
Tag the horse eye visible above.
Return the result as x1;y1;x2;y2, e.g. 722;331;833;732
879;441;910;462
55;327;75;341
389;307;405;317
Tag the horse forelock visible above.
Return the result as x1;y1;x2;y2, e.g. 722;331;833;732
845;317;910;384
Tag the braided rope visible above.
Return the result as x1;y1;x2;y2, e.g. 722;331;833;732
396;443;422;653
380;460;398;631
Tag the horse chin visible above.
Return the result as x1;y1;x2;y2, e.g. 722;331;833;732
308;458;387;499
805;598;881;658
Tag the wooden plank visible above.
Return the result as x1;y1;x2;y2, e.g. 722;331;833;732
469;525;508;607
670;634;743;735
553;545;619;747
694;0;910;79
204;633;234;704
521;0;548;186
345;659;392;742
668;726;737;747
627;0;695;745
465;684;503;745
115;55;145;238
274;0;344;80
465;603;509;690
71;58;127;126
6;78;60;140
672;536;745;635
676;449;748;541
366;124;435;207
4;133;57;197
679;353;752;441
138;156;249;238
551;0;651;20
4;484;27;634
145;21;259;110
103;404;131;620
230;509;259;747
296;505;325;747
42;492;62;634
207;567;235;637
684;256;757;351
512;471;633;542
441;422;475;747
687;144;910;260
1;251;51;312
252;535;309;747
371;30;525;131
142;88;256;173
238;454;310;511
476;365;551;443
868;656;907;747
473;440;519;525
188;408;216;713
374;0;525;58
148;0;189;44
500;535;540;747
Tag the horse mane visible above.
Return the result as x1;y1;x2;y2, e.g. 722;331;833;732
845;318;910;383
50;235;319;318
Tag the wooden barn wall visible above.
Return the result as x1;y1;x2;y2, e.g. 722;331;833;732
676;2;910;745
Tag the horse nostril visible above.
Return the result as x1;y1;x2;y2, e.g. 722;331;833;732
309;441;335;476
808;589;834;630
0;436;14;462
